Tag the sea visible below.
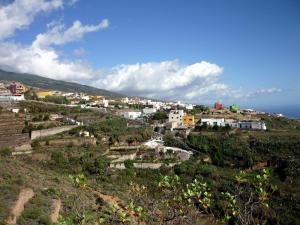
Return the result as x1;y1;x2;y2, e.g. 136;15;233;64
258;106;300;119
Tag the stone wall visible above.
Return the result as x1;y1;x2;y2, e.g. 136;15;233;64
110;162;178;170
42;137;96;147
31;125;78;140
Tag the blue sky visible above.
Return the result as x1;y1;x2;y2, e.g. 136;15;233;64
0;0;299;109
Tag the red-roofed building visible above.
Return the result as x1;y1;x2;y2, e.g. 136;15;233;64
214;101;223;110
9;82;27;95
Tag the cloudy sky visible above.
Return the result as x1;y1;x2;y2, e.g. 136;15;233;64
0;0;299;108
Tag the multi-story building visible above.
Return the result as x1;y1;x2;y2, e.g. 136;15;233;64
214;101;223;110
168;110;185;125
9;82;27;95
0;83;11;96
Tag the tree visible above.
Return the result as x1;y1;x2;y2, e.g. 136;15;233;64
124;160;134;169
151;111;168;122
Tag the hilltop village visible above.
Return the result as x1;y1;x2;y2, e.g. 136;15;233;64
0;80;273;152
0;81;271;131
0;80;299;225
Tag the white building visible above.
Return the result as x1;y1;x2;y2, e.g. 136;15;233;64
200;118;225;127
0;94;24;102
185;104;194;110
81;95;90;101
239;121;267;130
199;118;267;130
123;111;142;120
168;110;185;125
79;130;90;137
143;108;157;115
96;99;109;107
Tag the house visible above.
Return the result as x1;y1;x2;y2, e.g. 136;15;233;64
123;111;142;120
9;82;27;95
81;95;90;101
0;83;12;97
0;94;25;101
36;91;53;98
185;104;194;110
90;95;105;101
200;118;225;127
79;130;90;137
183;115;195;127
165;121;180;131
230;104;238;112
168;110;184;124
239;121;267;130
96;99;109;107
199;118;267;130
143;107;157;115
214;101;223;110
11;108;20;113
121;97;129;103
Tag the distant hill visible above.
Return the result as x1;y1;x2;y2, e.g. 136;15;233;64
0;69;124;98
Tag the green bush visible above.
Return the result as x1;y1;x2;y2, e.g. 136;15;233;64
124;160;134;169
0;148;12;157
31;140;40;148
196;164;217;177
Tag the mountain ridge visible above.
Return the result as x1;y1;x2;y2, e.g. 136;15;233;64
0;69;125;98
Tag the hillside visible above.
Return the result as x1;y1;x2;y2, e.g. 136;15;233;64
0;69;124;98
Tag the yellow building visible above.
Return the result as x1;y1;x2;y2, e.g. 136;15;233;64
89;95;105;101
36;91;53;98
183;115;195;127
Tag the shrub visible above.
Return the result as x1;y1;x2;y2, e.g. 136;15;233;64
196;164;217;177
0;147;12;157
124;160;134;169
31;140;40;148
52;152;65;165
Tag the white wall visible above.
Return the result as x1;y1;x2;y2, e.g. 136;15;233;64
143;108;157;114
123;111;142;120
169;110;184;124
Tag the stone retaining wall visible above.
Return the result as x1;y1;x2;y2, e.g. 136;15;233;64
110;162;178;170
31;125;78;140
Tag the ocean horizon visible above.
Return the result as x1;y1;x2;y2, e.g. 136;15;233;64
259;106;300;119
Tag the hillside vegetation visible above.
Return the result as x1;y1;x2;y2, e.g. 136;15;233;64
0;102;299;224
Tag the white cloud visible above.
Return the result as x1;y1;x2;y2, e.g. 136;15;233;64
73;47;86;57
0;0;99;81
32;19;109;48
0;41;96;81
68;0;78;6
92;60;225;100
246;88;282;98
0;0;63;40
90;60;283;103
0;12;109;81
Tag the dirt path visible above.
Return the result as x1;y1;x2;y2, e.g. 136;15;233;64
49;198;61;223
92;189;146;225
5;188;35;225
101;148;110;156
